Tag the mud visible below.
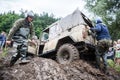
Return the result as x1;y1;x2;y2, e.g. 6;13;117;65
0;53;120;80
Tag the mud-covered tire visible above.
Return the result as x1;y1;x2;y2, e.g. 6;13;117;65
56;44;79;64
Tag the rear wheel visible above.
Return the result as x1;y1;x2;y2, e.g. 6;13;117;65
56;44;79;64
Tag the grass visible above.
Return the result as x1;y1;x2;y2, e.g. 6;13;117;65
107;59;120;72
0;48;8;58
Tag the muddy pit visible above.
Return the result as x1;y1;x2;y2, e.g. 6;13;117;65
0;53;120;80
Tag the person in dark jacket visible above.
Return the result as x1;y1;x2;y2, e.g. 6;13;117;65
90;18;111;73
91;18;111;40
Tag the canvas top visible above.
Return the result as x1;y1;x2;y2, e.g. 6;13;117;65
43;9;93;32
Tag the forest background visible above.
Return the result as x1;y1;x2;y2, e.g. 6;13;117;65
0;0;120;40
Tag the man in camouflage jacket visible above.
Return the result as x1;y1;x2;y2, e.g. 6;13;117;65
7;11;35;66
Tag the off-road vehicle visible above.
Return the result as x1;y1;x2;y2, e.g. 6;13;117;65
31;9;97;64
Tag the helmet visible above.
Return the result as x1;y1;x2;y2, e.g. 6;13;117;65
95;17;102;24
25;11;34;18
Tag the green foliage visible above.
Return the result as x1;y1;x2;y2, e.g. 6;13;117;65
0;48;8;58
107;59;115;68
85;0;120;40
0;11;58;38
0;11;20;33
114;65;120;72
33;12;58;37
108;59;120;72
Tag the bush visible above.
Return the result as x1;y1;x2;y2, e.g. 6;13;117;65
107;59;120;72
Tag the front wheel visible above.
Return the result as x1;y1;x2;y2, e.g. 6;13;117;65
56;44;79;64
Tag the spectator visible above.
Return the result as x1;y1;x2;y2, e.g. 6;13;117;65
113;41;117;50
114;39;120;65
0;31;6;51
107;47;115;61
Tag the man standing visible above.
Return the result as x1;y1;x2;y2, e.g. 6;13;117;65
6;11;35;66
90;18;111;72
